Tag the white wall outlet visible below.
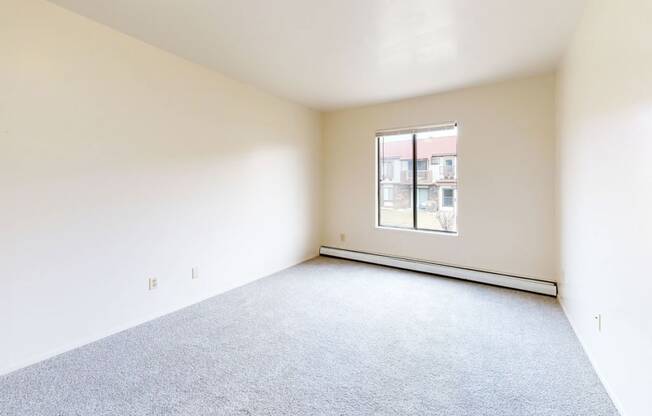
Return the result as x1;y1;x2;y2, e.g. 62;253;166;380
192;267;199;279
594;314;602;332
339;233;346;242
148;277;158;290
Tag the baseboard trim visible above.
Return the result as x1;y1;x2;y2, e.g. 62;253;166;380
319;246;557;297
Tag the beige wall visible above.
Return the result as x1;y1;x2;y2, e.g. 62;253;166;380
321;75;557;280
0;0;321;374
557;1;652;415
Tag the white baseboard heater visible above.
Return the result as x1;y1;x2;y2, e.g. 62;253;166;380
319;246;557;297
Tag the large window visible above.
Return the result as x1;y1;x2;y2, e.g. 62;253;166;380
377;123;458;233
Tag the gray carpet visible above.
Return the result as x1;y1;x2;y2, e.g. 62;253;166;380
0;256;618;416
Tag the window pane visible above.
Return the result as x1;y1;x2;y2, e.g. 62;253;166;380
442;189;454;207
378;134;413;228
416;127;458;232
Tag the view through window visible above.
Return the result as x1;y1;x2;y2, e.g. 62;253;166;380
378;123;458;233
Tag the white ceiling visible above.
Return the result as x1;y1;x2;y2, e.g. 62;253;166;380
49;0;586;110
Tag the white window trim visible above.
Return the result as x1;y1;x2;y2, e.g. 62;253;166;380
439;187;456;210
374;122;461;236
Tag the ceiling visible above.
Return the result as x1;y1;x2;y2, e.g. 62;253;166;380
49;0;586;110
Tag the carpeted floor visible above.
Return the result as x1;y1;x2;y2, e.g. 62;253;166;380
0;256;618;416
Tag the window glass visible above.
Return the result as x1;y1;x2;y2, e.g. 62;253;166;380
378;134;413;228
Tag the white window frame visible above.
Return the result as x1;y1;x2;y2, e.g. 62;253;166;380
440;187;456;210
375;122;460;236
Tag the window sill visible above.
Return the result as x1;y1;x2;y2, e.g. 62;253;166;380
375;225;459;237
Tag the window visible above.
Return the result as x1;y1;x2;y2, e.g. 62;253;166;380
442;188;455;208
377;123;458;233
382;160;394;181
382;186;393;202
443;158;455;179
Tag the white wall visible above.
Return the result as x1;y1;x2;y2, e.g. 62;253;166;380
321;75;557;280
556;1;652;415
0;0;321;375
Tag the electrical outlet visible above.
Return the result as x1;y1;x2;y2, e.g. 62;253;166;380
192;267;199;279
594;314;602;332
339;233;346;242
148;277;158;290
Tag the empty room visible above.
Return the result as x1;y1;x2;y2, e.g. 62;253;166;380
1;0;650;415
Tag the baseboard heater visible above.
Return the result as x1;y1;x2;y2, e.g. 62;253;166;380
319;246;557;297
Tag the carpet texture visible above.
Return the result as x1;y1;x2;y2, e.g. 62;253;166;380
0;256;618;415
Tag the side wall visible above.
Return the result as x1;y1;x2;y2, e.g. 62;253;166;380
557;1;652;415
321;75;557;280
0;0;321;374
